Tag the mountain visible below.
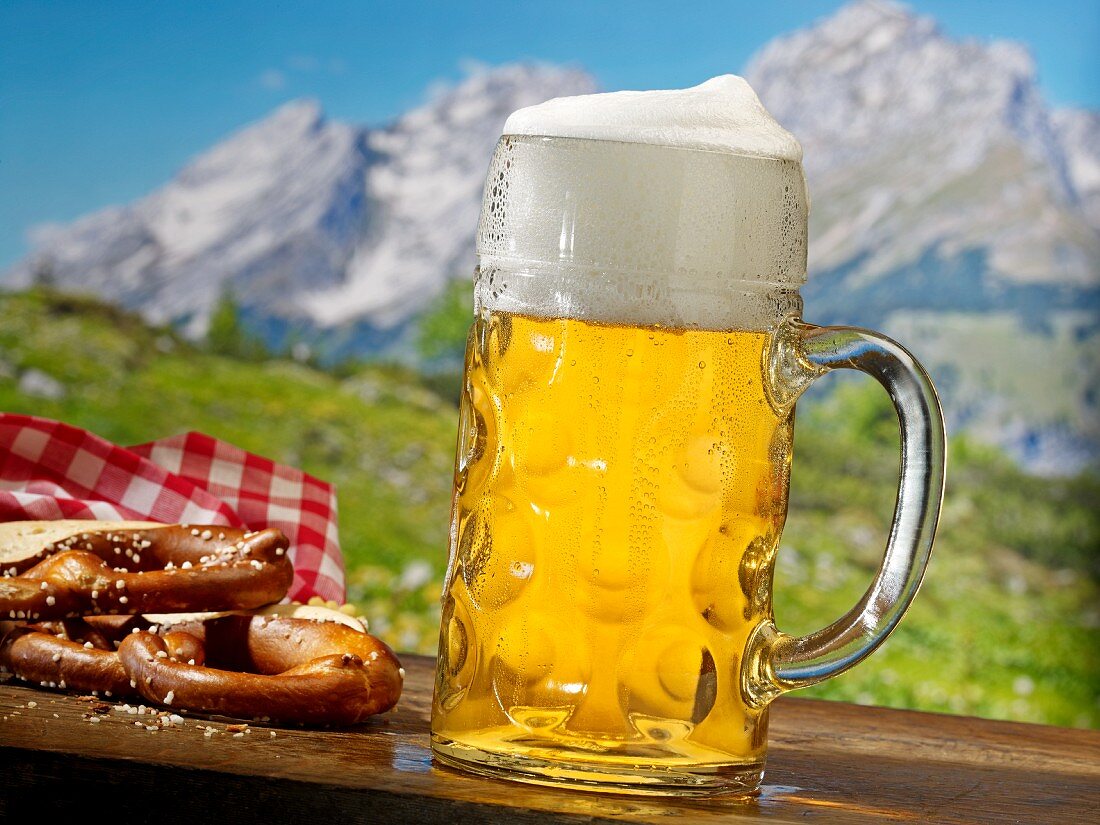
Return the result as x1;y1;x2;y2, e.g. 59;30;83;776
747;0;1098;294
745;0;1099;472
10;101;372;338
7;64;595;343
1053;107;1100;228
305;66;595;331
5;1;1098;471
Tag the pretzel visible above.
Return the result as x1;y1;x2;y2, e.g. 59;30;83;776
121;613;403;724
0;523;293;621
0;608;404;725
0;617;200;696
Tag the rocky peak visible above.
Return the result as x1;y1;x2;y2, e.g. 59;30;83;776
747;0;1059;179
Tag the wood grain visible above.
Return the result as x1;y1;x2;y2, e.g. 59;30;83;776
1;654;1097;823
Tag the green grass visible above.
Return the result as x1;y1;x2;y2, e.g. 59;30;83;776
2;288;1097;728
0;289;456;617
775;381;1099;727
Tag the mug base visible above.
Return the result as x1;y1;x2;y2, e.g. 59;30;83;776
430;734;765;797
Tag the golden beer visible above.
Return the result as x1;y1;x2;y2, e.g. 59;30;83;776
432;95;943;798
432;309;794;790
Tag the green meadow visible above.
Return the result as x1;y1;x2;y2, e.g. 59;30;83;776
2;288;1096;728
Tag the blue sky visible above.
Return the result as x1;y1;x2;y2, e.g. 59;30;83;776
1;0;1097;267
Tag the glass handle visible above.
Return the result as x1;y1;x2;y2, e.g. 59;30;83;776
742;318;946;707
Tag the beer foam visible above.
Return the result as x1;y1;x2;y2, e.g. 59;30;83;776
477;77;809;331
503;75;802;163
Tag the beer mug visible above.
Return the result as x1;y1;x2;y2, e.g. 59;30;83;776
431;124;945;795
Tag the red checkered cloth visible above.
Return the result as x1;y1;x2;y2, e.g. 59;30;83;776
0;413;344;603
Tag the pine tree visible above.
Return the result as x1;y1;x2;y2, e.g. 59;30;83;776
206;288;246;357
206;289;270;360
31;257;56;289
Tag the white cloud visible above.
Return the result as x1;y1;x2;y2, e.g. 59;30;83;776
258;56;347;92
288;54;320;72
458;57;491;77
259;68;287;91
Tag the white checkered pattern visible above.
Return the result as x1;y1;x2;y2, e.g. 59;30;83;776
0;414;345;602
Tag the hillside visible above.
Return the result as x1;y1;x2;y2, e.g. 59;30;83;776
1;288;1096;728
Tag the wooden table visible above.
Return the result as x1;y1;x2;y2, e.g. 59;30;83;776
2;654;1097;823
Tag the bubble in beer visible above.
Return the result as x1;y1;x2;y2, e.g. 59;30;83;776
459;494;535;611
511;406;571;477
691;524;756;632
738;535;778;618
656;434;722;520
441;595;470;679
620;623;710;721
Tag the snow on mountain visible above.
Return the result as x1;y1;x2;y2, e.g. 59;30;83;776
10;101;372;336
1053;107;1100;228
7;64;594;337
746;0;1098;293
306;65;595;328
